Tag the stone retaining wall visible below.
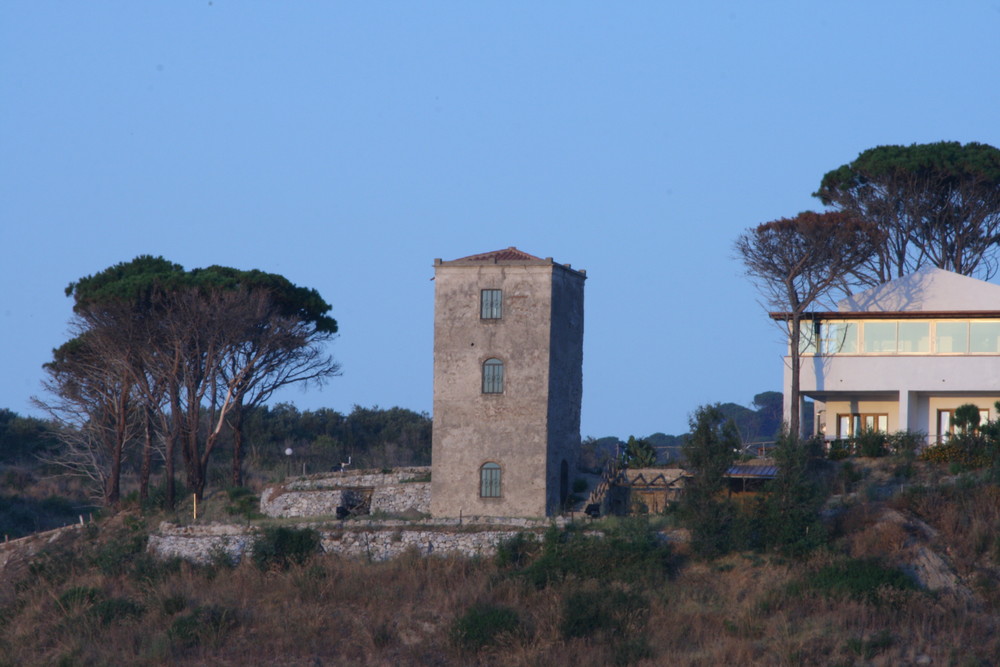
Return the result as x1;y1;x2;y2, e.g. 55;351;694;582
284;467;431;490
371;484;431;515
320;527;527;560
260;488;369;518
147;522;256;566
148;516;567;564
261;468;432;518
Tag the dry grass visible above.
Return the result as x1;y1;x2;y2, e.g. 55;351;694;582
3;465;1000;665
2;545;997;665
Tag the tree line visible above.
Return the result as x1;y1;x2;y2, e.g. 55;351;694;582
34;256;341;507
238;403;431;472
585;390;784;470
0;404;431;499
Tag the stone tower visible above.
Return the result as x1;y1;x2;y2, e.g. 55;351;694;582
430;247;586;518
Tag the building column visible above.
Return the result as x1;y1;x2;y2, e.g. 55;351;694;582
898;390;913;434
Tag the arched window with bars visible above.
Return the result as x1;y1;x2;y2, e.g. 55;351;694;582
480;462;501;497
482;358;504;394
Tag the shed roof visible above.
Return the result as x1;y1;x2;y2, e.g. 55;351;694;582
725;464;778;479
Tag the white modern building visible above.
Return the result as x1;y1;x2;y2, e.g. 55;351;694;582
773;267;1000;442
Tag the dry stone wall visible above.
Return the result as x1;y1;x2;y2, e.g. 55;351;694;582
148;515;567;564
371;484;431;515
261;468;432;518
153;468;565;564
320;527;526;560
282;467;431;490
260;488;366;518
147;522;255;566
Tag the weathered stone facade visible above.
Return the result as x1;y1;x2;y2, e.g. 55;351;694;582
430;248;586;518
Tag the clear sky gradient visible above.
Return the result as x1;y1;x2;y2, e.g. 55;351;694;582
2;2;999;439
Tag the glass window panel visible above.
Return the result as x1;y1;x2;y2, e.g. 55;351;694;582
863;321;897;353
876;415;888;432
838;415;851;438
480;462;501;497
897;321;930;353
970;321;1000;353
482;358;504;394
939;410;954;439
935;321;968;353
797;321;817;354
480;289;502;319
823;322;858;354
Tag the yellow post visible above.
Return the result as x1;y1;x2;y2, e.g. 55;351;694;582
193;493;198;521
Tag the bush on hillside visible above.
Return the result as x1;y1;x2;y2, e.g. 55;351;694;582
251;526;321;571
519;518;672;588
450;602;525;652
791;558;917;606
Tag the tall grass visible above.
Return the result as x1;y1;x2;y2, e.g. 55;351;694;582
2;488;999;665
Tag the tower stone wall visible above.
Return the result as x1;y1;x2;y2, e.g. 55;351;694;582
429;248;585;518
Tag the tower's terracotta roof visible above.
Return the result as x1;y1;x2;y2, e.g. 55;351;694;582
451;247;544;262
434;247;585;277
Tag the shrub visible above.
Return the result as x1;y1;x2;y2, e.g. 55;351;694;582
129;552;181;584
560;588;647;639
827;439;851;460
520;519;672;588
835;460;863;493
853;428;888;457
225;486;263;520
560;588;653;665
169;605;238;648
91;597;144;625
953;404;982;433
495;532;540;569
887;430;923;457
161;594;187;616
251;526;321;571
57;585;144;625
742;433;828;558
622;436;657;468
920;440;991;468
92;519;148;577
793;558;917;605
679;405;742;558
58;586;101;610
27;546;85;587
450;602;523;652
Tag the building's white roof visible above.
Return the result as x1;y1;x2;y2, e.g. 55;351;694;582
838;267;1000;313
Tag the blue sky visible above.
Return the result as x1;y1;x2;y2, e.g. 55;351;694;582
2;2;999;439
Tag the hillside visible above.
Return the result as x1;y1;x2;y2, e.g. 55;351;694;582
1;458;999;665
